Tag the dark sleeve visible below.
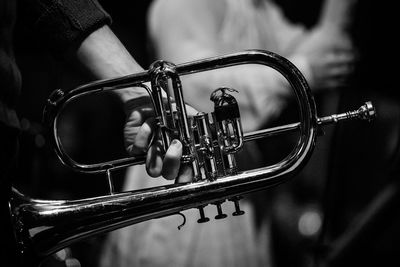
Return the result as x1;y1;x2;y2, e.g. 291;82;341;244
21;0;112;55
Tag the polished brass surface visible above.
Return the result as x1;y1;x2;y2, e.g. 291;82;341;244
8;50;375;266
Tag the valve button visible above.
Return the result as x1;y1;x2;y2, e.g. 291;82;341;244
214;200;227;220
197;206;210;223
229;196;245;216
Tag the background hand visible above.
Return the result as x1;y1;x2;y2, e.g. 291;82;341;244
292;26;356;90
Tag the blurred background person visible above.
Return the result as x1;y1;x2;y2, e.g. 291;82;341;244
100;0;357;267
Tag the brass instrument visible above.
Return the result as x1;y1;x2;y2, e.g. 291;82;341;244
8;50;375;267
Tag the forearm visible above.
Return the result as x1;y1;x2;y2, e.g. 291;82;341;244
75;25;147;102
318;0;358;30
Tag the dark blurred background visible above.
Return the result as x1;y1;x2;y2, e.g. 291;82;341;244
13;1;399;266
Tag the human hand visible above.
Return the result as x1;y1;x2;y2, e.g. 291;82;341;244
292;26;356;90
73;24;196;182
123;94;197;182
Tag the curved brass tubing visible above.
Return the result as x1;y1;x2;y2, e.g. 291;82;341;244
9;50;375;266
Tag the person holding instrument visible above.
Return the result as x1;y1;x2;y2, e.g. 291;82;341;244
0;1;193;266
99;0;356;267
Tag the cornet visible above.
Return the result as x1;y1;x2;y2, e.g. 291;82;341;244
8;50;375;266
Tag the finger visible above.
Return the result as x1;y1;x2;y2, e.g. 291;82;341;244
325;53;354;66
335;53;355;64
127;107;155;126
134;117;156;153
124;96;154;118
329;64;355;78
175;164;194;184
161;139;182;180
126;117;156;155
321;77;350;89
146;139;164;177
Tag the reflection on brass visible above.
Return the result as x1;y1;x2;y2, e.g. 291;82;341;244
9;50;375;266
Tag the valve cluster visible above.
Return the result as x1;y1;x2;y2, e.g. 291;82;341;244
191;88;246;223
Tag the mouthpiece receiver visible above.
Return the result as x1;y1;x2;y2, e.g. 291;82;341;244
317;101;377;126
357;101;376;121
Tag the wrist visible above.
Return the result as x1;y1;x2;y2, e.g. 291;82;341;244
114;83;151;104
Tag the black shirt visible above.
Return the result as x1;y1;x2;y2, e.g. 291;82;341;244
0;0;111;130
0;2;111;265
